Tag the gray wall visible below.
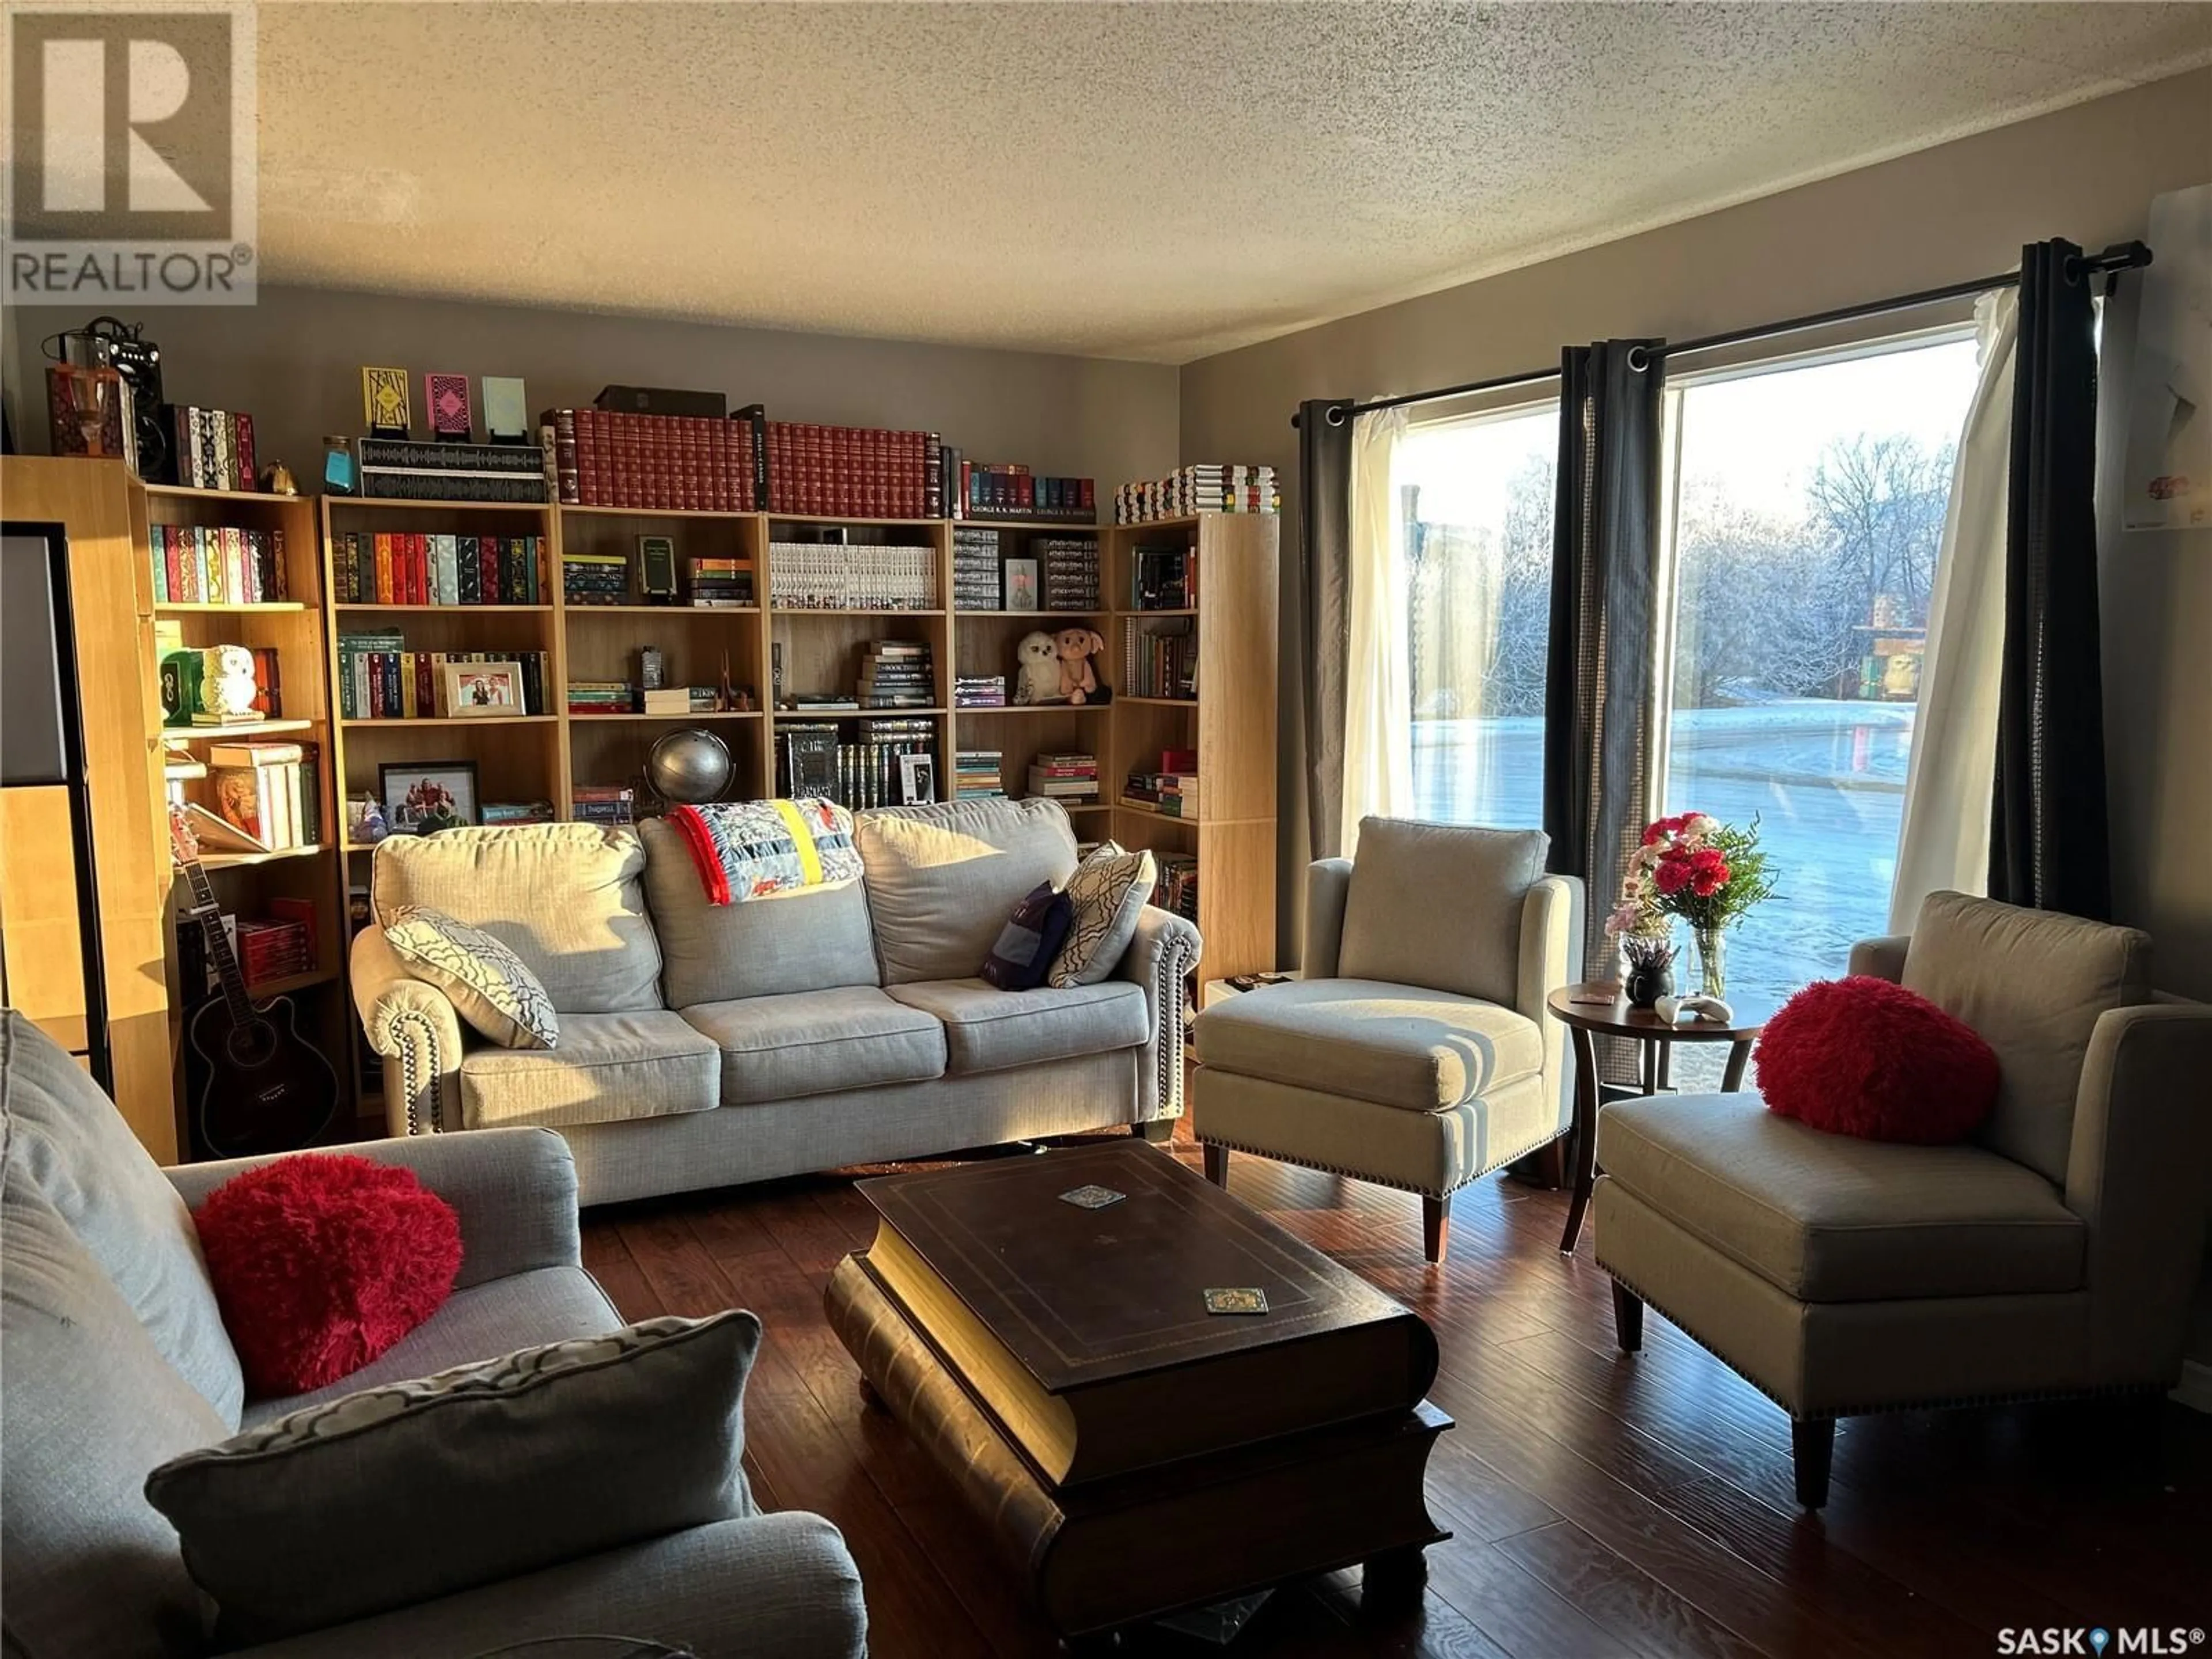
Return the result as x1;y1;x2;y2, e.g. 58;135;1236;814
2;286;1180;494
1180;66;2212;994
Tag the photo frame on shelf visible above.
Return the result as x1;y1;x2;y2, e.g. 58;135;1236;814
440;660;524;717
380;760;478;835
899;752;938;805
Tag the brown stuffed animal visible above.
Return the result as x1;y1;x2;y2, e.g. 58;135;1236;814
1055;627;1107;704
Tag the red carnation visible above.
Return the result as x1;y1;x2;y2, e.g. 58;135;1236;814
1653;854;1692;895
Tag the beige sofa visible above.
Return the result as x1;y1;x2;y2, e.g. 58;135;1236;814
350;798;1200;1206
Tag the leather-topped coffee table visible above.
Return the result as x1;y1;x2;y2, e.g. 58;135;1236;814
824;1139;1450;1639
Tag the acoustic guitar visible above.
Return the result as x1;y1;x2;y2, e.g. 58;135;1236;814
169;806;340;1158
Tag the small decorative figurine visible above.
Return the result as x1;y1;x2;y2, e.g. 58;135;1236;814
1054;627;1107;704
349;793;389;846
1013;630;1063;705
259;460;298;497
197;645;260;722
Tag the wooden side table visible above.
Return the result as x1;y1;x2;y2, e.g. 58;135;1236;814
1545;983;1768;1255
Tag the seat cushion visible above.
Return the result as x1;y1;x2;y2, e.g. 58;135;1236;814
1900;890;2152;1184
638;816;880;1007
460;1012;719;1131
854;798;1080;984
887;979;1149;1075
1338;819;1548;1006
242;1265;620;1426
1;1012;243;1424
682;987;946;1105
1194;978;1545;1112
1598;1093;2085;1302
372;824;664;1015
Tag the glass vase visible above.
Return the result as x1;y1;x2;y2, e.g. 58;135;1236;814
1693;926;1727;999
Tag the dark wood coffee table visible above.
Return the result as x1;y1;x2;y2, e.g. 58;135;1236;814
824;1140;1450;1639
1547;982;1770;1255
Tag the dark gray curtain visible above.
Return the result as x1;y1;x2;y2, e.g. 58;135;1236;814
1296;399;1354;859
1544;342;1666;987
1990;241;2111;919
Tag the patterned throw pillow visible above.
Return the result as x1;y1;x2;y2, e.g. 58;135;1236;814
981;880;1077;991
382;905;558;1050
145;1312;759;1645
1049;841;1157;988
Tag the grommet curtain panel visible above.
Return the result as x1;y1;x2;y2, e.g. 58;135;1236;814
1294;399;1355;862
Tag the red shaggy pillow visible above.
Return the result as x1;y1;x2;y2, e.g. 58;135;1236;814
1755;976;1999;1144
194;1154;462;1398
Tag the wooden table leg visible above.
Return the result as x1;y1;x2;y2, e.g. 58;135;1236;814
1559;1025;1600;1255
1722;1037;1753;1093
1638;1038;1659;1097
1657;1041;1673;1092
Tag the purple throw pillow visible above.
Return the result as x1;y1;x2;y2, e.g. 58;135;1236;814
981;881;1075;991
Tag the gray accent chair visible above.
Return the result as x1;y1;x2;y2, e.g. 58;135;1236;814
0;1012;866;1659
1597;892;2212;1509
1191;818;1582;1263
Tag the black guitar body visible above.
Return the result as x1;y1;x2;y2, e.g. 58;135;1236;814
185;992;340;1159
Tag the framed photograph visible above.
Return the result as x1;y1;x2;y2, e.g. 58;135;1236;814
441;660;524;717
380;760;478;836
1003;557;1040;612
899;752;938;805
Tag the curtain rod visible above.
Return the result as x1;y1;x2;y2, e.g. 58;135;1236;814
1293;240;2152;429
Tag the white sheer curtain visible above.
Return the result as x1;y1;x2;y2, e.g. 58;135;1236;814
1341;405;1414;857
1889;290;2017;931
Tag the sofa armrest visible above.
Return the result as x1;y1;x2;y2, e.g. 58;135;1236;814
1302;857;1354;978
230;1512;865;1659
1516;874;1582;1137
1118;904;1202;1122
2065;999;2212;1385
352;924;466;1134
166;1127;581;1290
1847;933;1911;983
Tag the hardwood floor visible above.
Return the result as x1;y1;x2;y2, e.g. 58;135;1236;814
581;1126;2212;1657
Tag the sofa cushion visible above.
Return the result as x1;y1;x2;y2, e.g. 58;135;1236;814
683;987;947;1104
460;1012;719;1131
382;905;559;1049
887;979;1149;1075
1338;819;1548;1006
1048;842;1157;988
1195;978;1545;1112
147;1312;760;1647
2;1168;226;1659
638;815;880;1006
854;798;1079;984
1597;1093;2085;1302
1;1012;243;1425
372;824;664;1015
1901;890;2152;1184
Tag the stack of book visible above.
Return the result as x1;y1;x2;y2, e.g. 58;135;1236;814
639;687;726;716
355;437;549;505
166;407;257;491
1122;768;1200;820
1153;852;1199;922
959;464;1094;523
777;720;939;809
690;556;754;608
205;738;320;850
953;528;1003;611
481;801;556;826
1039;536;1101;610
763;422;941;518
236;916;312;988
570;784;636;825
567;680;635;716
563;550;628;607
1115;465;1279;524
768;541;937;610
546;408;753;512
335;634;550;719
149;525;287;605
955;751;1005;800
1123;618;1197;700
858;641;935;709
1026;752;1099;804
335;532;547;605
953;675;1007;709
1130;544;1197;610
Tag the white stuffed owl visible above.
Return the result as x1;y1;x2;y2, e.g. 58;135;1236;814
1013;631;1063;705
199;644;260;720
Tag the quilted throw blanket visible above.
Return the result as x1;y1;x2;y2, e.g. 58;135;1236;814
667;800;863;905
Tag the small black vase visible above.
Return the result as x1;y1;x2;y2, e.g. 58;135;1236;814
1625;960;1675;1010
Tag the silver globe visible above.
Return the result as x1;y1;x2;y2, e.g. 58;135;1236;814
646;729;733;804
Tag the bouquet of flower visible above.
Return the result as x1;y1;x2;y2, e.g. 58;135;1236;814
1606;812;1774;995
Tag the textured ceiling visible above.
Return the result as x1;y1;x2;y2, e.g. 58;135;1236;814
231;3;2212;361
